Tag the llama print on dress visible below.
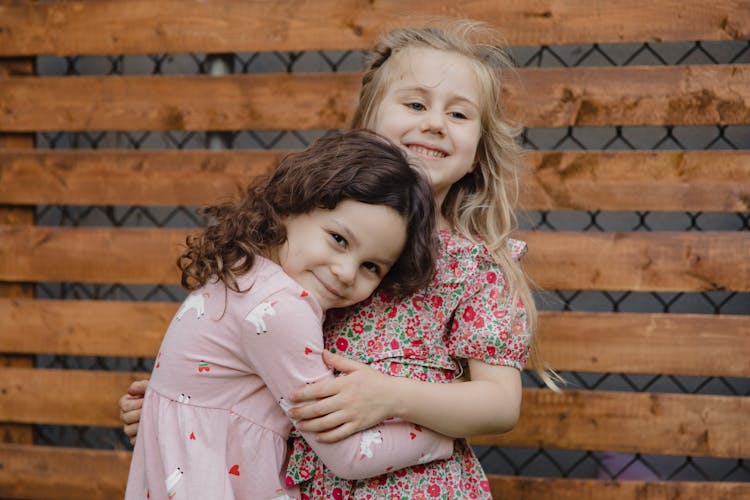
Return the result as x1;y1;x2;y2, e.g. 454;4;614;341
165;467;183;498
359;429;383;459
244;301;277;334
175;292;209;320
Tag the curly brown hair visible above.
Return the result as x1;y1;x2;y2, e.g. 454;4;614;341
179;129;437;300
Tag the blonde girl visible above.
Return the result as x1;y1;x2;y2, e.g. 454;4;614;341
284;21;559;499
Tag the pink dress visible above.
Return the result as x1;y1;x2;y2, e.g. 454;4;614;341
287;231;531;499
125;257;454;500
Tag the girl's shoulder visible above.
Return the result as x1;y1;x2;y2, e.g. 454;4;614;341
233;257;324;318
439;229;527;266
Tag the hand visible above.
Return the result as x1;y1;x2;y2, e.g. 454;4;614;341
119;379;148;445
288;350;395;443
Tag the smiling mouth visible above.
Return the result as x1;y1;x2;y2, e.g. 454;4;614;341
407;144;448;159
313;272;344;299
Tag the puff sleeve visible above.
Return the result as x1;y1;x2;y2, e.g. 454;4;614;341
445;240;531;370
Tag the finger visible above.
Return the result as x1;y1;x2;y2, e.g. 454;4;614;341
290;397;344;421
127;379;149;397
315;422;358;443
289;378;342;403
296;411;351;434
322;350;367;373
129;435;137;446
123;421;139;439
120;408;142;426
119;395;144;414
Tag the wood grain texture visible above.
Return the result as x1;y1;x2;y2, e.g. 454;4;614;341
520;231;750;292
1;0;748;56
523;150;750;212
1;226;747;292
487;475;750;500
2;65;748;131
2;444;748;500
538;311;750;377
0;298;174;358
0;58;35;446
470;388;749;458
0;443;130;500
0;368;149;428
2;149;748;212
0;369;745;458
2;299;747;378
0;149;282;206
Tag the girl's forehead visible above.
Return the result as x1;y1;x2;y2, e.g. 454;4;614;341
386;47;482;100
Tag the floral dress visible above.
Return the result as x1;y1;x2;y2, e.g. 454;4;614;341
286;230;531;499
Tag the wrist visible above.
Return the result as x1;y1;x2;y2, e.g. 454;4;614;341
386;375;410;420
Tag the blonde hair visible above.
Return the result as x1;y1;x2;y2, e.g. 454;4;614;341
352;20;562;390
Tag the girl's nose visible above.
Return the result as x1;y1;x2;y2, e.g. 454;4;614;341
420;110;446;135
332;259;357;286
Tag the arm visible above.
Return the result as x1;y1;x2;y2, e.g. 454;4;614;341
290;351;522;440
245;293;454;480
290;260;530;440
118;379;149;445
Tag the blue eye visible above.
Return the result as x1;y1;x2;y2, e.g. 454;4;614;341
450;111;468;119
407;102;425;111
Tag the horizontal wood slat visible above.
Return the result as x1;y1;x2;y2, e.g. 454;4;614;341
2;65;748;131
487;475;750;500
2;299;748;378
0;444;130;500
0;368;149;428
1;0;747;56
0;149;281;207
2;149;749;212
521;231;750;292
524;150;750;212
0;298;173;358
2;445;749;500
1;368;745;458
538;311;750;377
1;226;747;292
470;388;749;458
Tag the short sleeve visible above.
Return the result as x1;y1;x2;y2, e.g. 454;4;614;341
446;258;531;370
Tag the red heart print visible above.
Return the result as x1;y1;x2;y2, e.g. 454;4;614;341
229;464;240;476
300;290;309;297
409;432;416;440
304;347;312;356
189;432;196;440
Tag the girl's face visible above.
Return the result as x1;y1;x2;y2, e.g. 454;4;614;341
372;47;483;206
277;200;407;311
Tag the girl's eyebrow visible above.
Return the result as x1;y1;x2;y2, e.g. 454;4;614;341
331;219;359;247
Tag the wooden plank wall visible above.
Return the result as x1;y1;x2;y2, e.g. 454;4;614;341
0;1;748;498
